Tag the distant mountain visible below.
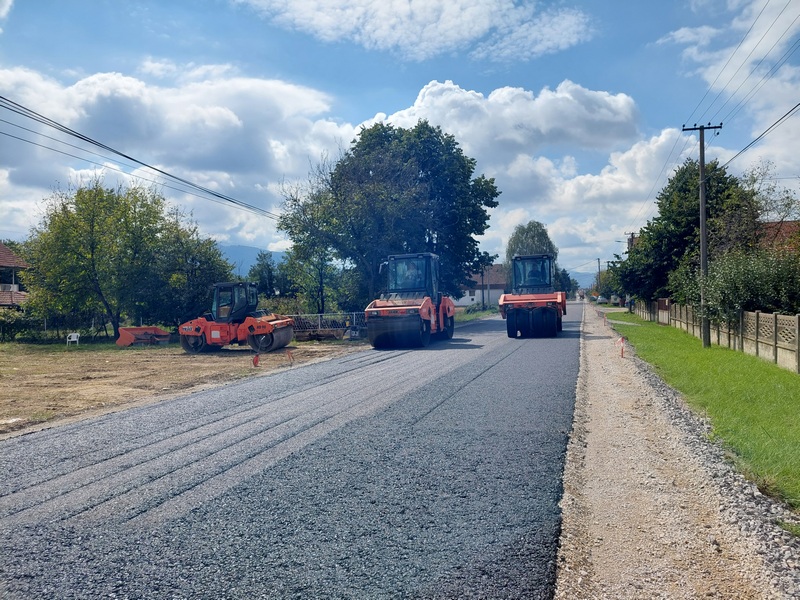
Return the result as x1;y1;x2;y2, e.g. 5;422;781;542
570;272;597;289
221;245;285;277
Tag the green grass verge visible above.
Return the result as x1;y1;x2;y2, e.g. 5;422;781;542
455;307;498;323
607;311;800;513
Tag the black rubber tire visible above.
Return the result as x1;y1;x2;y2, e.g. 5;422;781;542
180;333;207;354
418;319;431;347
443;316;455;340
247;333;274;353
506;312;517;338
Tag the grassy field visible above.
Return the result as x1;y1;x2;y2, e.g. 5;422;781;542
606;310;800;514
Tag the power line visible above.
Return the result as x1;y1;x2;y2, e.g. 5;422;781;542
0;95;281;221
685;0;772;126
709;7;800;124
697;0;793;124
719;101;800;169
626;2;800;237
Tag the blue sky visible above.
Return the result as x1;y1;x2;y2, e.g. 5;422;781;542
1;0;799;278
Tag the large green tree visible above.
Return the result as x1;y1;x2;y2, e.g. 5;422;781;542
279;120;500;306
23;181;232;337
247;250;277;298
614;158;756;300
504;220;559;263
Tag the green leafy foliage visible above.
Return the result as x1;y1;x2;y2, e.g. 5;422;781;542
504;220;558;263
614;158;756;301
279;120;499;308
21;180;232;337
703;250;800;324
0;308;34;342
247;251;277;298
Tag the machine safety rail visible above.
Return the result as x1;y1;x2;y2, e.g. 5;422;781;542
288;312;367;339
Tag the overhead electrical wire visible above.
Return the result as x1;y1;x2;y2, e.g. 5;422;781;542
719;34;800;125
697;0;793;124
624;0;799;237
0;95;281;221
719;100;800;169
709;8;800;124
0;129;274;219
683;0;771;127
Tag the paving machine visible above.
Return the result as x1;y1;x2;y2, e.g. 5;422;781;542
498;254;566;338
364;253;456;348
179;281;294;354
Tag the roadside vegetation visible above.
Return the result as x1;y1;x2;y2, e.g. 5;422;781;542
455;304;499;323
606;310;800;513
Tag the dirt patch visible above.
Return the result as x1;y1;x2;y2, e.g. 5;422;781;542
0;339;369;439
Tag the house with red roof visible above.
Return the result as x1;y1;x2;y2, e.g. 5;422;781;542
760;221;799;252
457;263;507;308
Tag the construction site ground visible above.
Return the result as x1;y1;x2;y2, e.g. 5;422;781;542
1;311;798;597
0;338;369;438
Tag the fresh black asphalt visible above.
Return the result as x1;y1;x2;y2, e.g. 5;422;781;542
0;303;582;599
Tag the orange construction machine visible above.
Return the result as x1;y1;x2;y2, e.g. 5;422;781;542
179;282;294;354
498;254;566;338
364;253;456;348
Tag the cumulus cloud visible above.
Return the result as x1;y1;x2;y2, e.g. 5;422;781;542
361;79;688;268
234;0;593;61
0;64;356;248
385;79;639;179
0;62;659;268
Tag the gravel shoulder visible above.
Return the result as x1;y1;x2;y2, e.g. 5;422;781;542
555;304;800;599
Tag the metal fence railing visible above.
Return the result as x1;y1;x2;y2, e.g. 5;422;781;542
288;312;367;339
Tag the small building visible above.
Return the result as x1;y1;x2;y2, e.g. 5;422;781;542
456;264;507;308
0;242;29;309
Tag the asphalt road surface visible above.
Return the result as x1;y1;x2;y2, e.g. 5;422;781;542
1;304;582;599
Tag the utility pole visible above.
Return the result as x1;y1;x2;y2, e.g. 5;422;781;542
624;232;636;252
597;258;601;293
682;122;722;348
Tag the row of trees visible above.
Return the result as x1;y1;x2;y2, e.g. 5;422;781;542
8;120;537;339
610;159;800;321
13;125;795;341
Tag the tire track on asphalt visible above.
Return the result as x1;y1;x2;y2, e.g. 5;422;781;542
0;343;496;527
0;349;402;495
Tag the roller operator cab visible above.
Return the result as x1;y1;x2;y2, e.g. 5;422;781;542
179;281;294;354
364;253;456;348
498;254;566;338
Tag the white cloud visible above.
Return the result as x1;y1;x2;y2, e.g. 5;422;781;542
471;6;593;62
0;0;12;21
385;79;639;184
233;0;593;61
362;79;682;269
0;64;355;248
